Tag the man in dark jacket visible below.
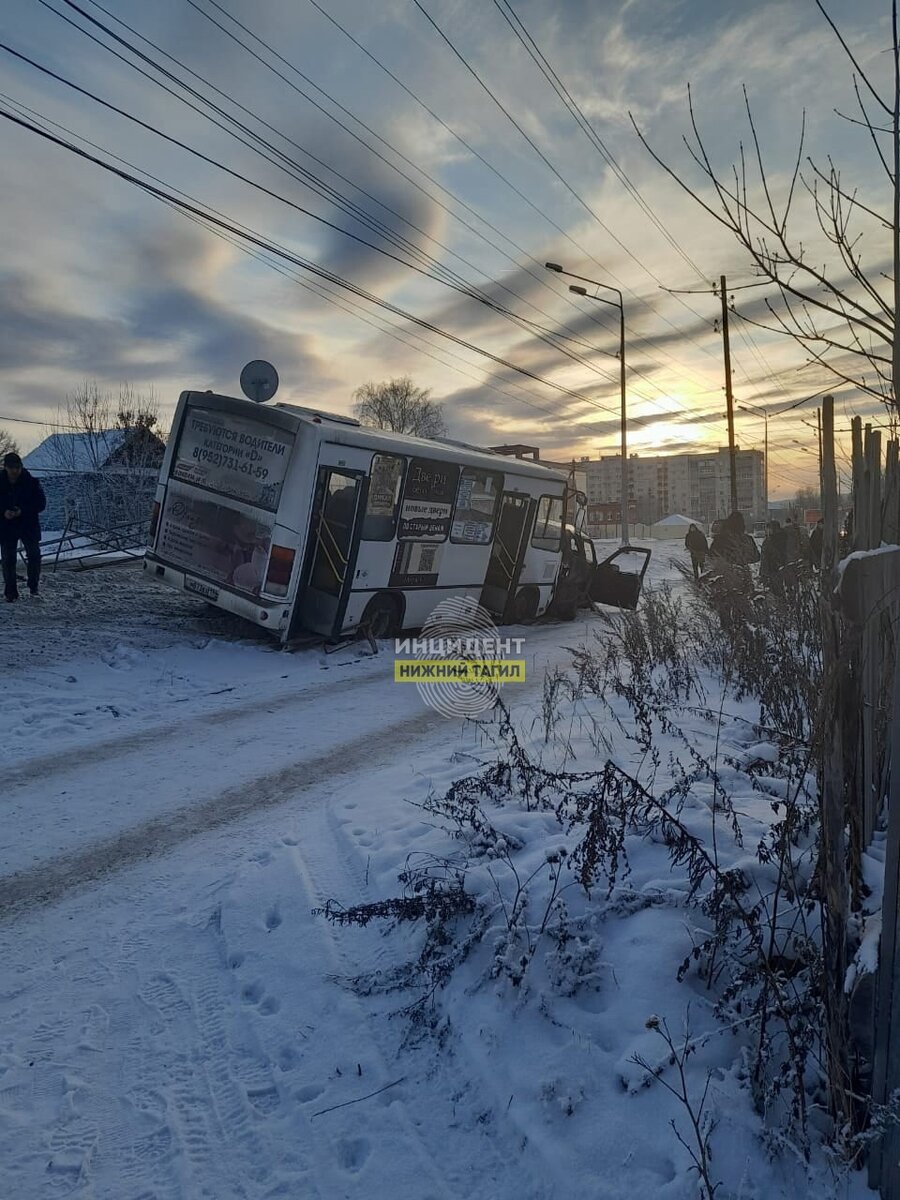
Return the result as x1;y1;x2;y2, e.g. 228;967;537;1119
684;523;708;581
759;521;788;594
0;453;46;601
808;518;824;568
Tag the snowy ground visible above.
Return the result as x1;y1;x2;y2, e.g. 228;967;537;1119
0;543;873;1199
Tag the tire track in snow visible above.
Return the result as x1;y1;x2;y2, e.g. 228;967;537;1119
0;706;444;918
3;668;370;790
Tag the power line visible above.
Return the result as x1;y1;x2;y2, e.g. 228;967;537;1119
50;0;636;372
0;412;82;430
409;0;751;373
4;39;647;415
22;0;812;456
33;0;743;435
178;0;727;395
0;104;637;413
44;0;711;415
488;0;707;282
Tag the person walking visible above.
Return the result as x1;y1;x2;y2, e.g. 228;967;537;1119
684;523;708;581
759;520;788;595
0;453;46;602
808;518;824;568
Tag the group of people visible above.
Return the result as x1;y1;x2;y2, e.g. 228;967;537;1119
0;452;46;602
759;517;823;593
683;509;825;593
683;510;758;581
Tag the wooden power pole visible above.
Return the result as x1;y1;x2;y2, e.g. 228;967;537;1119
720;275;739;514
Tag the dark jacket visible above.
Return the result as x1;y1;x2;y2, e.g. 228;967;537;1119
0;469;46;539
760;526;787;583
808;524;824;565
685;526;708;558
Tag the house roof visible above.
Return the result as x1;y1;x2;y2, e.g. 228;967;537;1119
23;430;129;474
652;514;697;527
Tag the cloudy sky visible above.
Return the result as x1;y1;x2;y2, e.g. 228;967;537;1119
0;0;893;497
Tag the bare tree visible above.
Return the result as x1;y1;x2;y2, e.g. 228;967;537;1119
631;1;898;412
45;382;165;542
0;427;19;460
353;377;447;437
794;485;821;513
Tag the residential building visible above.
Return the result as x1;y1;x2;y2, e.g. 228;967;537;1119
583;447;765;533
24;426;166;533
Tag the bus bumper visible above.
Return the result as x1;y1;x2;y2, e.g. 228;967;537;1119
143;554;292;638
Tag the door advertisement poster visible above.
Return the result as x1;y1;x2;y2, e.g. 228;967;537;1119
397;458;459;541
158;481;274;596
389;541;443;589
171;406;295;511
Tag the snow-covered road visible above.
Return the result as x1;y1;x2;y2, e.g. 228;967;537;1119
6;545;856;1200
2;563;651;1199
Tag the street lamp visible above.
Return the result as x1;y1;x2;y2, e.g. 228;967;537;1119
546;262;629;547
738;401;769;521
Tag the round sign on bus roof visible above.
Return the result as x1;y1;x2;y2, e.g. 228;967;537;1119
240;360;279;403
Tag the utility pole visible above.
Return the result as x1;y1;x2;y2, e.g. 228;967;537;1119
817;408;823;499
719;275;739;515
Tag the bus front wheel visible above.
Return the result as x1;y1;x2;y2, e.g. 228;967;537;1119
361;593;402;640
509;586;539;624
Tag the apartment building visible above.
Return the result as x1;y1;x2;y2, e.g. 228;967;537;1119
584;447;765;529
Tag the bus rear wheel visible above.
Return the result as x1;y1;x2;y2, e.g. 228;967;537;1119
361;593;402;640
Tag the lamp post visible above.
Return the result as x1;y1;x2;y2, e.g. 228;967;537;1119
546;262;630;547
738;401;769;522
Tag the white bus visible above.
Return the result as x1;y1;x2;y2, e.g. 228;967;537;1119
144;391;569;643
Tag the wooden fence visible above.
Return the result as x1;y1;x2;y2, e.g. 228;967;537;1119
818;401;900;1191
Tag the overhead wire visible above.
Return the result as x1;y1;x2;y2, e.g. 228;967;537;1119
41;0;722;415
41;0;643;374
27;0;754;441
3;40;654;419
177;0;731;394
409;0;760;371
0;102;643;414
488;0;706;281
17;0;825;459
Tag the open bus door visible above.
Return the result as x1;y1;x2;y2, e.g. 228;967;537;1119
480;492;532;620
293;465;365;638
589;545;652;610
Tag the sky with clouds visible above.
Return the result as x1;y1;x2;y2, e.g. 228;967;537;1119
0;0;893;497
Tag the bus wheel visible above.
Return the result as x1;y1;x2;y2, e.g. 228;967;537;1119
509;586;539;624
361;593;402;639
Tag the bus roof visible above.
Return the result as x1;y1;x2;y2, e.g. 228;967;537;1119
191;392;568;484
318;422;567;481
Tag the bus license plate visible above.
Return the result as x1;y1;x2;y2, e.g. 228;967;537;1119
185;577;220;602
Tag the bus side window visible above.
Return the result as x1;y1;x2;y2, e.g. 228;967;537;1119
451;468;503;544
361;454;405;541
532;495;564;551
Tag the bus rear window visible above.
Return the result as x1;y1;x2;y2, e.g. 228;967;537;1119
532;495;564;551
171;406;295;512
361;454;404;540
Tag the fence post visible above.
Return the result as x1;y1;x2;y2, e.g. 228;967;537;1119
884;441;900;545
819;396;856;1141
870;631;900;1192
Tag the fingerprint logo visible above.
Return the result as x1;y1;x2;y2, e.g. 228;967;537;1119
416;596;501;718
